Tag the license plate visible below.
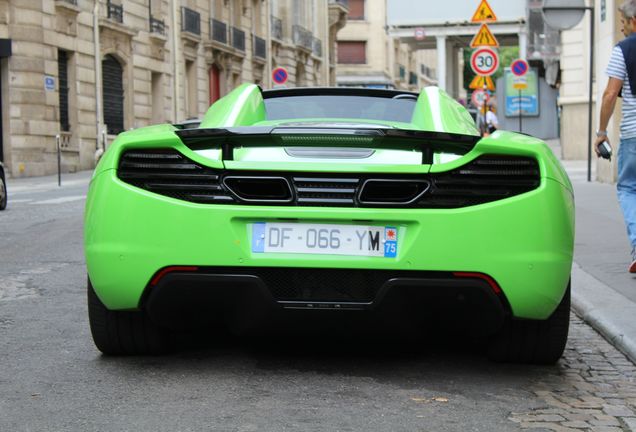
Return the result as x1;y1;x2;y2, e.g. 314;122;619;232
251;222;398;257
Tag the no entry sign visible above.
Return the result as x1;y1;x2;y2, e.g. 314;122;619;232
272;67;288;85
470;47;499;76
510;58;529;77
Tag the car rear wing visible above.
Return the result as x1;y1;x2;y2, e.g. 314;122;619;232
175;126;480;165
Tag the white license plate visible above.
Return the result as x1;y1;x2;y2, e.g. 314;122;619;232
251;222;398;257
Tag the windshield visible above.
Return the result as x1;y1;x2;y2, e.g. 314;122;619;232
264;95;417;123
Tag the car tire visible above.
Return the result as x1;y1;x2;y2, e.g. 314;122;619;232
487;280;570;364
0;169;7;210
87;278;170;355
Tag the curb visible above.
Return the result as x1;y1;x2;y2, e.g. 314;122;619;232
571;262;636;364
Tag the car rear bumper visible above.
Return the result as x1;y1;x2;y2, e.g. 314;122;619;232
85;170;574;320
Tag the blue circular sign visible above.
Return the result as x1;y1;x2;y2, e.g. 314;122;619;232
511;59;529;77
272;67;288;84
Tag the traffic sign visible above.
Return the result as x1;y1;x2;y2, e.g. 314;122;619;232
471;0;497;23
510;59;529;77
471;88;489;107
272;67;288;85
470;47;499;76
470;23;499;48
469;75;495;91
513;76;528;90
414;27;425;41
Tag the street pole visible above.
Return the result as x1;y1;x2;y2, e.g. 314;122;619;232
518;89;522;133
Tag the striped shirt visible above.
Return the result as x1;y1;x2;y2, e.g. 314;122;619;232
607;46;636;138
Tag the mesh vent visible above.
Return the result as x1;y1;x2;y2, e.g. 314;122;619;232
118;150;234;204
425;156;540;208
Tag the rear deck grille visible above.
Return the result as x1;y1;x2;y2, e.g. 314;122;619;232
118;150;540;208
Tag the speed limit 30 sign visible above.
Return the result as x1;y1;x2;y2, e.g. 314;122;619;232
470;47;499;76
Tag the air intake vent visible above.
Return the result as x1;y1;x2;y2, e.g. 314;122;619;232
293;177;359;206
425;156;540;208
118;150;234;204
359;179;430;205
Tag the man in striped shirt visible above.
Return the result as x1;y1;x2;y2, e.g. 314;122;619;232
595;0;636;273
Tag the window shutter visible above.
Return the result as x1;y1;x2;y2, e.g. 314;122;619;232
348;0;364;20
337;41;366;64
58;50;70;132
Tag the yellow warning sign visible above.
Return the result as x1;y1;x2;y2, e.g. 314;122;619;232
469;75;495;91
470;23;499;48
471;0;498;23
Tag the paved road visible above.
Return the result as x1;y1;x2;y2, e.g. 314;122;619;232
1;172;636;431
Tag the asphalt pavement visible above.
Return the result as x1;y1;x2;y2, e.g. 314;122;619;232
4;142;636;365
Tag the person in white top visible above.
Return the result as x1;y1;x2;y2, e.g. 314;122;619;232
485;105;498;134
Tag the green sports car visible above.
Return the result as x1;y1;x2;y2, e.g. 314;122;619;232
84;84;574;363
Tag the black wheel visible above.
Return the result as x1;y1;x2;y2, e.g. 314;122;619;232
87;278;170;355
0;169;7;211
488;280;570;364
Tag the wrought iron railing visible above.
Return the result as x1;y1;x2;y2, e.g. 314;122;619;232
150;16;165;35
231;27;245;51
271;15;283;40
181;7;200;35
210;18;228;44
253;35;266;59
292;25;312;50
312;37;322;57
107;1;123;23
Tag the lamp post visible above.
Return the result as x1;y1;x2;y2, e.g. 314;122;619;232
542;2;594;182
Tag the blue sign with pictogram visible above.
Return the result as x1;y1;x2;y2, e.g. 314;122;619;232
272;67;288;85
510;59;529;77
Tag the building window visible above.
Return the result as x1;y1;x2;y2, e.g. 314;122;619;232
337;41;366;64
102;54;124;134
348;0;364;20
58;49;70;132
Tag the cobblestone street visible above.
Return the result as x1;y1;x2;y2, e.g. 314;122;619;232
510;314;636;431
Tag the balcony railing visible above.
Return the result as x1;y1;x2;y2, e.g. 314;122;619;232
210;18;227;44
292;25;313;50
253;35;266;59
107;1;123;24
231;27;245;51
409;72;418;86
312;37;322;57
271;15;283;40
150;16;165;35
181;7;200;35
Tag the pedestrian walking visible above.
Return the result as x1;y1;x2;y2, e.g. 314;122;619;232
486;105;498;135
595;0;636;273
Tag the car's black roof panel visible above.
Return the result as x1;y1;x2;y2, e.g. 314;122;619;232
262;87;419;99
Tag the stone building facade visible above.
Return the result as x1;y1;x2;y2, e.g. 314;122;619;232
0;0;346;178
335;0;434;91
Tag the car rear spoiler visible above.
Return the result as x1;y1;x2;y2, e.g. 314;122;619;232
175;127;480;164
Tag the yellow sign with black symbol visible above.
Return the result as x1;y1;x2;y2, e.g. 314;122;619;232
470;23;499;48
469;75;495;91
471;0;498;23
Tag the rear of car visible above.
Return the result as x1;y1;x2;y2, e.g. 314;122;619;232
85;85;574;363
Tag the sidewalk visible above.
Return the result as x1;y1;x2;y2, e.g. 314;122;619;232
547;138;636;364
5;145;636;364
